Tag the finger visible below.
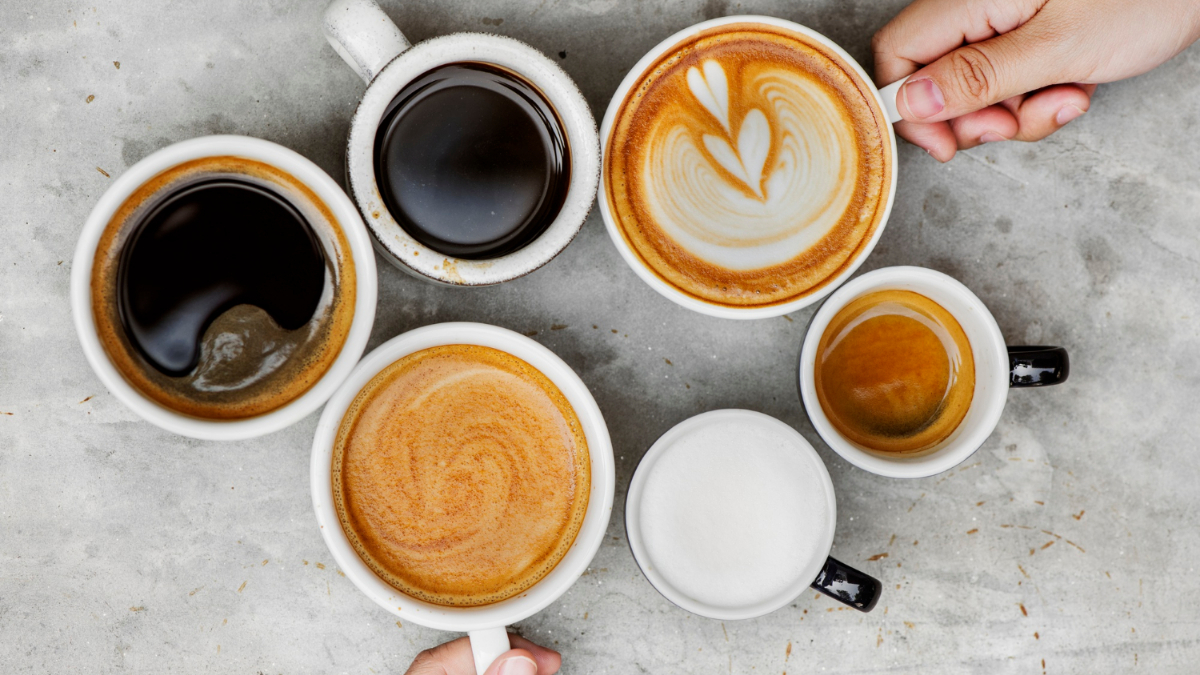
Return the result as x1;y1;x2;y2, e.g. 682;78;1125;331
481;649;539;675
872;0;1044;84
948;105;1019;149
895;119;958;162
406;637;476;675
894;10;1084;123
508;635;562;674
1009;83;1094;141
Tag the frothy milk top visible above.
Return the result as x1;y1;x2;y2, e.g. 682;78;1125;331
606;25;890;308
636;416;831;611
333;345;590;607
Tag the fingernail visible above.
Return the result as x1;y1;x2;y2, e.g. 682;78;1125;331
979;132;1007;143
1056;105;1085;125
902;78;945;119
497;656;538;675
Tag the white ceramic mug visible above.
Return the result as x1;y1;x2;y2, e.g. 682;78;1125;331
310;322;615;674
322;0;601;286
798;266;1070;478
70;135;378;441
625;409;881;619
597;15;910;319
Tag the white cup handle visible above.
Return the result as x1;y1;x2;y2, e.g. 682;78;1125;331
323;0;412;84
468;627;511;674
878;76;909;125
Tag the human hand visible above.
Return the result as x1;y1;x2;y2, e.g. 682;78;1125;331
872;0;1200;161
402;634;562;675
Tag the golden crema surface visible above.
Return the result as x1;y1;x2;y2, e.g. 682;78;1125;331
605;25;891;308
815;290;975;454
333;344;591;607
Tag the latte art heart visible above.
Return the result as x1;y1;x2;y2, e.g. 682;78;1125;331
651;59;858;270
606;25;891;308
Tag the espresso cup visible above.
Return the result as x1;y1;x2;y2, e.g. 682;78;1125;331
323;0;600;286
798;266;1069;478
625;409;881;619
70;135;377;441
310;322;615;674
598;16;911;319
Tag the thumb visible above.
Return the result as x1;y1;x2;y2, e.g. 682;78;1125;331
895;21;1072;122
481;649;540;675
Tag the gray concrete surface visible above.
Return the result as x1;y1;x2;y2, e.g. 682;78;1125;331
2;0;1199;673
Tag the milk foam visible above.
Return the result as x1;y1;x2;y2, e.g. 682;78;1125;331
645;59;858;271
638;417;829;610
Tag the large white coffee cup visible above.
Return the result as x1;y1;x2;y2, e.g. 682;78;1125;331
598;16;909;319
310;322;615;675
798;266;1069;478
323;0;600;286
70;135;378;441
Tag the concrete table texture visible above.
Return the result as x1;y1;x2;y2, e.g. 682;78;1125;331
1;0;1197;673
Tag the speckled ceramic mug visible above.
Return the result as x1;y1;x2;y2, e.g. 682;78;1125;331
322;0;600;286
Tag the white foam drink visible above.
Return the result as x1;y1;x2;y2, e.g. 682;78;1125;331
625;409;859;619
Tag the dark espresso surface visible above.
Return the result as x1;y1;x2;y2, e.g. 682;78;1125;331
90;155;357;420
118;179;326;376
374;63;569;259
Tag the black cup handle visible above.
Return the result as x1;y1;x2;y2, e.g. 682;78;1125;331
1008;346;1069;387
811;556;881;612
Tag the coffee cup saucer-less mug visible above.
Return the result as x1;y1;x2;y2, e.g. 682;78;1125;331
625;409;881;619
70;135;378;441
323;0;601;287
598;15;911;319
310;322;615;675
798;266;1069;478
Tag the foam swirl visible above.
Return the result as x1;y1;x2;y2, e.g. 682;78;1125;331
333;345;590;607
605;26;890;307
648;60;858;270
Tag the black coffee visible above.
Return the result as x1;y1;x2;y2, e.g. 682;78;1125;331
117;179;326;376
373;63;570;259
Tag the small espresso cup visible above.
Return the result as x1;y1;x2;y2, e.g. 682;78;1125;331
323;0;600;286
70;135;377;441
625;410;881;620
310;322;615;675
598;16;910;319
798;266;1069;478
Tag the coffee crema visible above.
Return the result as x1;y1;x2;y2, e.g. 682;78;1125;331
815;290;975;454
332;344;590;607
605;25;891;307
90;156;356;419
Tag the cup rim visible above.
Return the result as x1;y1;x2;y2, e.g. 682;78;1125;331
624;409;837;620
596;15;899;319
346;32;600;286
797;266;1010;478
309;322;615;631
69;135;378;441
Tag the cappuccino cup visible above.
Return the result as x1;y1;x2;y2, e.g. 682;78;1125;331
323;0;600;286
310;322;615;674
798;266;1069;478
71;135;377;441
599;16;911;319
